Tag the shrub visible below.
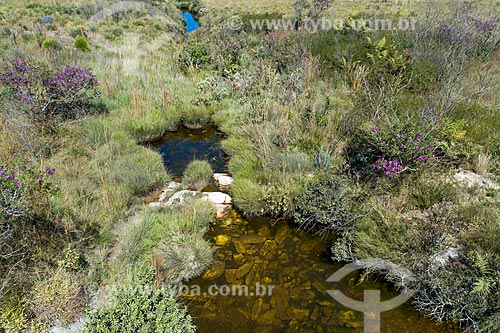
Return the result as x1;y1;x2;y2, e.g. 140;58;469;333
0;155;59;223
84;283;196;333
158;234;213;284
182;160;212;191
410;175;456;210
179;42;210;70
74;36;90;52
41;38;62;50
293;175;353;234
0;61;101;131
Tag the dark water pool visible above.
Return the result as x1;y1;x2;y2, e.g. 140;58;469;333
149;125;228;176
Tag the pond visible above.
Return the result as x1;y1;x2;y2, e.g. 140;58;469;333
182;12;200;33
149;125;228;177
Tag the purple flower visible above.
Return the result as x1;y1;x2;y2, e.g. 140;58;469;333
23;201;29;205
372;125;379;133
0;170;4;175
14;181;20;187
6;174;13;179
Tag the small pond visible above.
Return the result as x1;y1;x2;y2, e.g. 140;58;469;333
149;125;228;177
183;12;200;33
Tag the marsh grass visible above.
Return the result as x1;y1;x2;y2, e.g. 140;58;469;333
182;160;213;190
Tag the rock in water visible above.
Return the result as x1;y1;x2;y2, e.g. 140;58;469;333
202;261;225;280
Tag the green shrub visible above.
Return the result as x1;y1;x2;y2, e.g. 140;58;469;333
182;160;212;191
293;175;353;233
84;283;195;333
74;36;90;52
41;38;62;50
179;42;210;70
410;175;456;209
158;234;213;284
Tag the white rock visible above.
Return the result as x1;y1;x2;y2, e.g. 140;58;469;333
203;192;233;204
454;170;499;189
148;202;165;208
165;190;198;205
215;204;231;219
213;173;234;186
159;181;181;202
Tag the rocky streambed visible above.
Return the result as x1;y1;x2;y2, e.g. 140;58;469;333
182;212;459;333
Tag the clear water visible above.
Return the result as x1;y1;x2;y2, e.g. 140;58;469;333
183;213;460;333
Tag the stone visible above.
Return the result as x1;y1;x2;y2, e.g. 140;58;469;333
213;173;234;186
312;281;325;293
257;225;271;238
278;253;290;265
233;240;256;255
256;309;276;325
215;204;231;219
310;305;320;321
262;276;273;284
202;191;233;204
233;253;245;265
236;262;253;279
201;261;225;280
224;269;237;283
159;181;181;202
214;234;231;246
251;298;263;320
259;240;278;258
245;267;256;285
148;202;164;208
287;308;310;320
239;234;267;244
41;16;52;24
454;170;499;189
165;190;197;205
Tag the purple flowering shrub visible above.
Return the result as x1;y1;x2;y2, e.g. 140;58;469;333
0;153;59;223
367;118;435;178
0;61;100;130
437;2;500;57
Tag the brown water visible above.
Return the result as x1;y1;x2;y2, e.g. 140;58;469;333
182;211;460;333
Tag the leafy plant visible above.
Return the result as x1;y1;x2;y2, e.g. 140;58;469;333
182;160;212;191
74;36;90;52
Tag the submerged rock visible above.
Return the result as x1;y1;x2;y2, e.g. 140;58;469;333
214;234;231;246
202;261;225;280
239;234;267;244
236;262;253;279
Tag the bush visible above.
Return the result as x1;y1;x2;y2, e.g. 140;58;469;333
179;42;210;70
293;175;353;233
0;61;101;131
0;155;59;223
74;36;90;52
41;38;62;50
182;160;212;191
84;283;195;333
